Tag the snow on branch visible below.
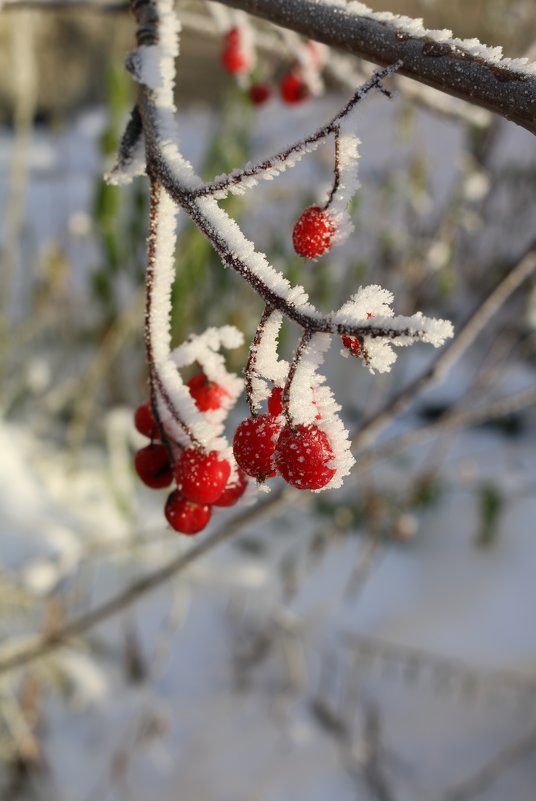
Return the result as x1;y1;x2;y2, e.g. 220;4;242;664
209;0;536;135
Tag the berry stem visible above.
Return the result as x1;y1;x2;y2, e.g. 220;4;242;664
283;329;312;429
324;128;341;210
244;304;274;417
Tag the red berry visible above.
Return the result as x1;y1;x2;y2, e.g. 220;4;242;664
267;386;283;417
279;71;309;104
165;491;211;535
275;423;336;490
341;335;362;357
342;313;373;358
214;468;248;507
249;83;271;106
174;448;231;504
134;401;159;439
187;372;229;412
221;46;250;74
233;414;282;480
292;206;336;259
268;385;320;420
134;443;173;489
224;27;241;48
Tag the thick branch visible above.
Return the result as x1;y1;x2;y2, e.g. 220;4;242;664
209;0;536;135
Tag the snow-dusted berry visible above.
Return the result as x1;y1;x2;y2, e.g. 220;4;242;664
249;83;271;106
267;386;283;417
292;206;336;259
275;423;335;490
134;443;173;489
134;401;159;439
187;371;229;412
165;491;212;535
233;414;282;480
214;468;248;507
280;71;309;104
341;335;362;358
175;448;231;504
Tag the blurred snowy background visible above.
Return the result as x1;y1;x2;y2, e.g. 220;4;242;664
0;1;535;800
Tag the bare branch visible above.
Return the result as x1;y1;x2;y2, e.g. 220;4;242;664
0;489;292;676
443;727;536;801
1;380;534;677
352;243;536;451
343;632;536;697
356;385;536;472
209;0;536;135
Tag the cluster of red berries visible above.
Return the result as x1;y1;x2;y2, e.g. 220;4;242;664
133;372;247;536
232;386;336;491
220;27;310;108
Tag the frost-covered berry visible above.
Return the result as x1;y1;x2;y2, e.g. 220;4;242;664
249;83;271;106
187;371;229;412
233;414;282;480
292;206;336;259
134;401;159;439
134;443;173;489
267;386;283;417
279;71;309;104
341;335;362;357
275;423;335;490
214;468;248;507
175;448;231;504
165;491;211;535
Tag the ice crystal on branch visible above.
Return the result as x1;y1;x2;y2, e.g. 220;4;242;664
112;0;454;531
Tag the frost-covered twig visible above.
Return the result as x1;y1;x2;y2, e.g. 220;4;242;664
210;0;536;135
191;63;397;200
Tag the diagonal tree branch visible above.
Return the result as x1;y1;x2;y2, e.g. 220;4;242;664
208;0;536;136
1;381;534;677
352;242;536;451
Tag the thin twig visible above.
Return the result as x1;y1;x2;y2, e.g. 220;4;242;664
244;304;273;417
442;726;536;801
0;380;533;677
356;385;536;473
0;488;292;676
343;633;536;697
352;243;536;451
